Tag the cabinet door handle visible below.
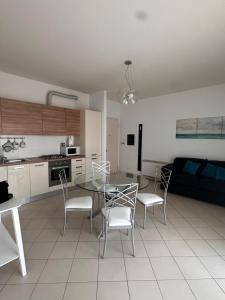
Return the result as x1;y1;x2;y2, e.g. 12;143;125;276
91;154;97;156
35;164;45;167
13;166;24;169
76;166;82;168
76;159;82;162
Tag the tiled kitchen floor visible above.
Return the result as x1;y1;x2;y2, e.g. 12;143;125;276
1;184;225;299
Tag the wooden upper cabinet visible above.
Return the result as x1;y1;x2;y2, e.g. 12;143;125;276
0;98;81;136
1;98;43;135
65;109;80;135
42;106;66;135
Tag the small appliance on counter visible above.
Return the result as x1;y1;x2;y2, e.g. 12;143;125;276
0;181;13;204
60;143;80;156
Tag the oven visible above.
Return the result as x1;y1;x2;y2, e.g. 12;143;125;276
48;159;71;187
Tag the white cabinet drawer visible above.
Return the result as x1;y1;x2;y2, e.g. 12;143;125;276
71;165;86;185
71;158;85;166
0;167;7;182
72;165;85;173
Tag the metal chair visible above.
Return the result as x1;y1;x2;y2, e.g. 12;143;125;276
137;167;172;228
101;183;138;258
92;161;110;207
59;169;93;234
92;161;110;177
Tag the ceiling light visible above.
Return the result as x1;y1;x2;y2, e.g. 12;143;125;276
121;60;137;105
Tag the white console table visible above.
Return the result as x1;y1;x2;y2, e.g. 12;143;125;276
0;198;26;276
142;159;169;179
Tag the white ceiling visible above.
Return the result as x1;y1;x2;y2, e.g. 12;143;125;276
0;0;225;101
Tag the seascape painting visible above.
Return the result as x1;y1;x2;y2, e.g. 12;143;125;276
176;116;225;139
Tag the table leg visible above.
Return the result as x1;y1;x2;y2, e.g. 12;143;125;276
12;208;27;276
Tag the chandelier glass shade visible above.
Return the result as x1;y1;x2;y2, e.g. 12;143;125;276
121;60;136;104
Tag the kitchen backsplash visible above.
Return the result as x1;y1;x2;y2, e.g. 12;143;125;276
0;135;68;159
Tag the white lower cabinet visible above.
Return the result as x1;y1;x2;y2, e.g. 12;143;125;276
71;158;86;185
7;165;30;199
0;167;7;182
85;155;102;181
30;162;49;196
86;155;102;172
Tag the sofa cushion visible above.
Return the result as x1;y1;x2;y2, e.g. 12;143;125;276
170;173;200;187
210;160;225;168
199;177;225;193
216;166;225;181
183;160;201;175
173;157;207;175
201;163;217;179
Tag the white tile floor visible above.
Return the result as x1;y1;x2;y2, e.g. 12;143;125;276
1;184;225;299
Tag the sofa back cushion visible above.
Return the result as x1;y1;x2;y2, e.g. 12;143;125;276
210;160;225;169
200;160;225;181
216;166;225;181
183;160;201;175
173;157;207;174
201;163;217;179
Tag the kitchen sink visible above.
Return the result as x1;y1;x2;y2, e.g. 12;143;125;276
5;159;29;163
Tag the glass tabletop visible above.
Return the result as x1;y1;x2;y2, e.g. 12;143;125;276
76;171;150;192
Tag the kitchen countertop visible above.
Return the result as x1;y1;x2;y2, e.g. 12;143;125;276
0;155;85;167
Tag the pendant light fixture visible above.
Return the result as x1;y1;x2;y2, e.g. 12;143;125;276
121;60;136;104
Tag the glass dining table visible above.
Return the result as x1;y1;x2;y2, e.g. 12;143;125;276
76;171;150;193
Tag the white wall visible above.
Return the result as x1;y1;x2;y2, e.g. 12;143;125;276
90;90;107;160
120;83;225;173
0;71;90;158
0;71;89;108
107;99;120;119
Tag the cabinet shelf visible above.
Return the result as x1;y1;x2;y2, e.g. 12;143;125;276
0;223;18;267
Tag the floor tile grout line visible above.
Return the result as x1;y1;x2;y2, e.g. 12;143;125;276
121;235;131;300
142;237;165;300
61;227;82;300
144;227;198;300
95;238;100;300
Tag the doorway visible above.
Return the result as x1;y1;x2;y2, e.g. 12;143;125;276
107;118;119;172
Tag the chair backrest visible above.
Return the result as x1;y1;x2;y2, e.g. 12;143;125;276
160;167;172;199
103;183;138;221
59;169;68;206
92;161;110;177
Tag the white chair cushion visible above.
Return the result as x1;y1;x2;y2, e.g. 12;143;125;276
65;196;92;209
137;193;164;206
101;207;132;227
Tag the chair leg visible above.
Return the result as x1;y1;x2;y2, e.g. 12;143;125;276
63;210;67;235
103;222;108;258
90;209;93;233
98;193;100;208
163;203;167;225
131;223;135;257
152;206;155;215
143;205;147;229
102;215;105;236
